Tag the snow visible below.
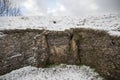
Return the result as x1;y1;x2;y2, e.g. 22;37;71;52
0;13;119;80
0;12;120;36
7;54;22;59
0;65;103;80
0;32;6;38
0;16;83;30
108;31;120;36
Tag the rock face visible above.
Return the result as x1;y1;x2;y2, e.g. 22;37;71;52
0;29;120;80
72;29;120;80
46;31;80;65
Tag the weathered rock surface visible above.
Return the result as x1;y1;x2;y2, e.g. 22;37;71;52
0;28;120;80
72;29;120;80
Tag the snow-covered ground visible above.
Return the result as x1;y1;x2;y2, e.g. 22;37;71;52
0;32;6;38
0;16;83;30
0;13;119;80
0;12;120;36
0;65;103;80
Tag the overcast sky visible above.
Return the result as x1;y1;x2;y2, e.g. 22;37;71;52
20;0;120;16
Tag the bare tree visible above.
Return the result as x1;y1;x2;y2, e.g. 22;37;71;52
0;0;21;16
0;0;5;15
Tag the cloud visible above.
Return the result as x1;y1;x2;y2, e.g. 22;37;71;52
56;0;100;16
21;0;67;16
95;0;120;11
56;0;120;15
47;3;67;16
20;0;120;16
21;0;45;16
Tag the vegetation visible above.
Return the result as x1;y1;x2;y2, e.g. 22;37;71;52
0;0;21;16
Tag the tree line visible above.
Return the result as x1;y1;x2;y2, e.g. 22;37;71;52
0;0;21;16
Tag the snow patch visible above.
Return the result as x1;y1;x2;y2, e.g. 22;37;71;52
0;32;6;38
108;31;120;36
7;54;22;59
0;65;103;80
0;12;120;36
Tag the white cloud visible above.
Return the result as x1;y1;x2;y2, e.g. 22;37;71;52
89;3;99;10
57;0;100;16
21;0;45;16
21;0;67;16
47;2;66;16
56;3;66;11
23;0;37;15
19;0;119;16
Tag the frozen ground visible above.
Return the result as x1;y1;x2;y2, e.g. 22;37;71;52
0;12;119;80
0;65;103;80
0;12;120;36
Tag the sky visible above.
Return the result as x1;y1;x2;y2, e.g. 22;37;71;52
20;0;120;16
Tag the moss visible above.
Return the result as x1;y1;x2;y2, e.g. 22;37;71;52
46;63;68;68
46;64;58;68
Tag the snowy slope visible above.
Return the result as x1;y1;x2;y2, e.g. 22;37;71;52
84;13;120;31
0;65;103;80
0;16;83;30
0;12;120;36
0;13;119;80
